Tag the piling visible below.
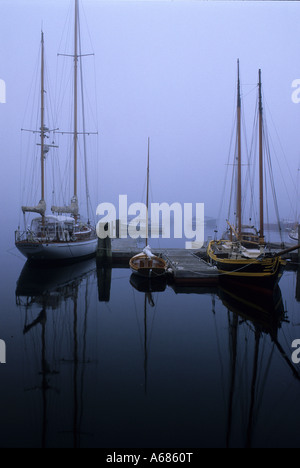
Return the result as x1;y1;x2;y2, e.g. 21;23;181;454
297;225;300;302
96;222;112;263
298;224;300;262
97;265;112;302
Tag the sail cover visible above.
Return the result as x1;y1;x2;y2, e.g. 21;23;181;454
51;196;79;216
22;199;46;216
143;245;155;259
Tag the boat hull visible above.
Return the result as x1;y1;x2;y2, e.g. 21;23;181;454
130;274;167;292
207;241;283;290
288;230;299;242
129;253;167;278
15;238;98;262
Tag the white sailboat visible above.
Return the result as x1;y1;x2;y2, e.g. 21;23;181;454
15;1;98;262
289;226;299;242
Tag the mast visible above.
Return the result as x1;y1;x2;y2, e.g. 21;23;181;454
74;0;78;202
41;31;45;206
51;0;96;220
144;294;148;395
146;137;150;247
258;69;264;244
236;59;242;239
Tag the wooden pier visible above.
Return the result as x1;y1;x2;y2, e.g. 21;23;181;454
95;236;300;287
163;249;219;285
96;238;219;284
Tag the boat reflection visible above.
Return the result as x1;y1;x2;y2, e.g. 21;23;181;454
129;273;167;293
129;274;167;396
16;258;97;448
15;257;300;448
217;283;300;448
218;283;285;336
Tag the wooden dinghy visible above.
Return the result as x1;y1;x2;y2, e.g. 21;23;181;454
130;246;167;278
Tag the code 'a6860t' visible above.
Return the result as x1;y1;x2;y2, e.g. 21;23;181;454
148;453;193;463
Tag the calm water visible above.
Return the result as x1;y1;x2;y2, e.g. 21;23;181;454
0;227;300;448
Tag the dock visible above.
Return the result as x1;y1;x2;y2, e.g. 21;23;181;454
93;236;300;303
97;238;219;284
162;249;219;285
95;237;300;286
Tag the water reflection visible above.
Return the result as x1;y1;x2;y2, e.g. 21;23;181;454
218;283;289;448
16;259;97;448
15;259;300;448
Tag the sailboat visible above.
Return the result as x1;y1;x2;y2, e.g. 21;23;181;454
207;62;283;290
129;138;167;277
15;1;98;262
289;227;299;242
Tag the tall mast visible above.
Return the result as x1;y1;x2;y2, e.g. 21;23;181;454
236;59;242;239
74;0;78;200
144;294;148;395
146;137;150;247
41;31;45;205
258;69;264;244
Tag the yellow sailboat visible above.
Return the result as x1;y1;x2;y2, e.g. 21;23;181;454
207;62;284;290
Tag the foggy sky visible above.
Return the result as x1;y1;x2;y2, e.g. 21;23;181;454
1;0;300;243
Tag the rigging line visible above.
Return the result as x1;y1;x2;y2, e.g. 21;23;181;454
149;180;162;249
255;339;274;416
264;119;296;222
78;15;91;221
21;42;41;130
212;299;227;408
217;109;236;226
242;85;258;99
78;279;89;433
217;74;238;228
264;97;298;197
227;131;237;223
147;292;159;350
263;122;283;240
80;0;95;55
56;0;73;60
242;99;253;222
242;99;257;223
264;162;271;242
280;321;295;356
43;52;55;137
250;101;259;226
131;287;144;357
80;0;99;131
243;99;259;228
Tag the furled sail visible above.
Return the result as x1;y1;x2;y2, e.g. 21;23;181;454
51;196;79;217
143;245;155;259
22;199;46;216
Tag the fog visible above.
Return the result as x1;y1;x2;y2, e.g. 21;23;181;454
1;0;300;249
